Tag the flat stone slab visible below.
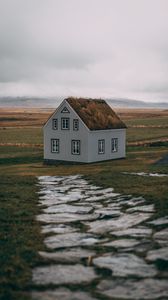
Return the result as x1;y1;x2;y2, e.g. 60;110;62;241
97;278;168;299
126;204;155;213
41;224;77;234
84;187;114;196
44;232;99;249
38;248;96;263
38;175;84;185
37;212;99;224
103;202;121;209
133;241;154;254
32;288;97;300
146;247;168;262
148;216;168;226
154;228;168;246
42;204;93;214
117;196;145;206
33;264;98;285
85;192;120;202
39;192;86;205
94;208;121;218
110;227;152;238
103;238;140;248
86;213;152;234
93;253;157;277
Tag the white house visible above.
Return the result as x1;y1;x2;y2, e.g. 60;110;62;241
43;97;126;163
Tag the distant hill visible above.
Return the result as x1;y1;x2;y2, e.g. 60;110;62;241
0;97;63;108
0;96;167;109
107;98;168;109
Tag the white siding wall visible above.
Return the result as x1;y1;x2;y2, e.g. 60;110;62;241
44;100;89;163
88;129;126;163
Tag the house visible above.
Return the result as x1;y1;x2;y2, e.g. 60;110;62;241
43;97;127;163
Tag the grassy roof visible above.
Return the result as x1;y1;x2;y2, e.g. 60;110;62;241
66;97;126;130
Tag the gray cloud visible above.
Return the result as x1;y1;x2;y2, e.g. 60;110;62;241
0;0;168;102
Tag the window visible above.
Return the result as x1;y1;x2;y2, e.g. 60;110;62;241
73;119;79;131
61;118;70;130
51;139;59;153
98;139;105;154
111;138;118;152
61;106;70;113
71;140;80;155
52;119;58;130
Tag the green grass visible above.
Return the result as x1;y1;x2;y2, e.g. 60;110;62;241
125;115;168;142
0;176;44;300
127;127;168;142
0;146;43;165
125;116;168;127
0;128;42;144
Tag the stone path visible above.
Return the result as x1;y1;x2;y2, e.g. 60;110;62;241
122;172;168;177
32;175;168;300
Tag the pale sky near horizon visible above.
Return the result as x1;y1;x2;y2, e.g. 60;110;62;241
0;0;168;102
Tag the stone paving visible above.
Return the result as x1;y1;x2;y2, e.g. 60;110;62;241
32;175;168;300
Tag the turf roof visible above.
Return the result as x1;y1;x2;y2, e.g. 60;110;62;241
66;97;126;130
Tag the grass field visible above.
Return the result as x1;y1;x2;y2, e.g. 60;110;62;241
126;116;168;127
0;107;168;299
127;127;168;142
0;128;43;145
1;126;168;148
0;176;44;300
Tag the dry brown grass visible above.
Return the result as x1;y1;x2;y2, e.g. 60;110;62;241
1;106;168;128
116;108;168;120
0;106;167;148
0;107;54;127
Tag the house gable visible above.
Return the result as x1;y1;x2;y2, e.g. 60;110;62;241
44;99;89;132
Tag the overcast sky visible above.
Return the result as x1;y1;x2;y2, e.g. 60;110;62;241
0;0;168;102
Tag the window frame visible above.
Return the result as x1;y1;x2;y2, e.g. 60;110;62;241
61;118;70;130
52;119;58;130
111;138;118;153
71;140;80;155
98;139;105;154
73;119;79;131
51;139;59;153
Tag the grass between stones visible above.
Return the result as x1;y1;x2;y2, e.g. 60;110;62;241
0;176;44;300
